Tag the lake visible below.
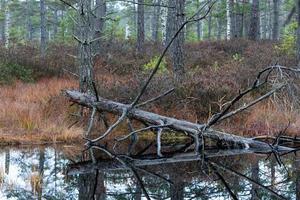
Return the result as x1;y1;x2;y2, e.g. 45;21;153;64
0;145;299;200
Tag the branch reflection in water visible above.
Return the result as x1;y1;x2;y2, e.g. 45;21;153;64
0;144;298;199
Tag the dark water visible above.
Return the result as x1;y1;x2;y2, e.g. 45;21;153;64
0;145;299;200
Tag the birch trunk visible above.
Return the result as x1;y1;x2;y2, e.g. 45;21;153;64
4;0;10;48
151;0;161;42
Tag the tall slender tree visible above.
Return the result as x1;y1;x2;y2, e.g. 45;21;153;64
248;0;260;40
166;0;175;44
272;0;279;40
94;0;106;52
3;0;10;48
26;0;34;41
40;0;47;56
297;0;300;64
226;0;234;39
171;0;185;82
136;0;145;53
151;0;162;42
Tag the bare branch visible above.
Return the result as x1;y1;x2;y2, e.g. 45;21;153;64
58;0;77;11
136;88;175;108
156;120;164;157
88;108;128;143
116;124;171;142
217;84;285;123
85;107;97;137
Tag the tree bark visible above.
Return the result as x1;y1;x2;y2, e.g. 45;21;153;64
78;0;94;94
261;0;268;39
26;0;34;41
235;1;244;38
136;0;145;53
272;0;279;40
226;0;235;39
4;0;9;48
166;0;175;45
196;0;202;41
207;12;212;40
250;158;260;200
94;0;106;52
53;8;58;39
297;0;300;64
171;0;185;83
78;171;98;200
151;0;161;42
40;0;47;56
5;149;9;174
248;0;260;40
37;149;45;200
170;174;184;200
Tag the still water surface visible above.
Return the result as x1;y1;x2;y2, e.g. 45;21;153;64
0;146;299;200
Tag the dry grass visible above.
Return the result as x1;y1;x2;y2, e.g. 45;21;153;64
0;78;83;145
240;100;300;136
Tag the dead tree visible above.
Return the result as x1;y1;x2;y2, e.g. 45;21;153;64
65;0;298;159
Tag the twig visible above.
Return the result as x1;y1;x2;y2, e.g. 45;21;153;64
136;88;175;108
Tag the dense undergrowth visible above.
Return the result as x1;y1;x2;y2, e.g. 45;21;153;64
0;39;299;144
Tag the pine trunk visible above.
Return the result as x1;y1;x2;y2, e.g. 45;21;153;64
40;0;47;56
272;0;279;40
136;0;145;53
248;0;260;40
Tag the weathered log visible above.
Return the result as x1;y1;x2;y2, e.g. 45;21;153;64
65;90;293;152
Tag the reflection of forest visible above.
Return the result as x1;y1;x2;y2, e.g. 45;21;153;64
0;147;78;200
72;152;300;200
0;147;299;200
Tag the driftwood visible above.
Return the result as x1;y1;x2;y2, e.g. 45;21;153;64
65;90;293;152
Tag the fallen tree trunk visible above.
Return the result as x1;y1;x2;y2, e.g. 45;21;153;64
65;90;292;151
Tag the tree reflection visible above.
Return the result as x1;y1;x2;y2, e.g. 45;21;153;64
68;145;300;200
0;146;298;200
250;158;259;200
